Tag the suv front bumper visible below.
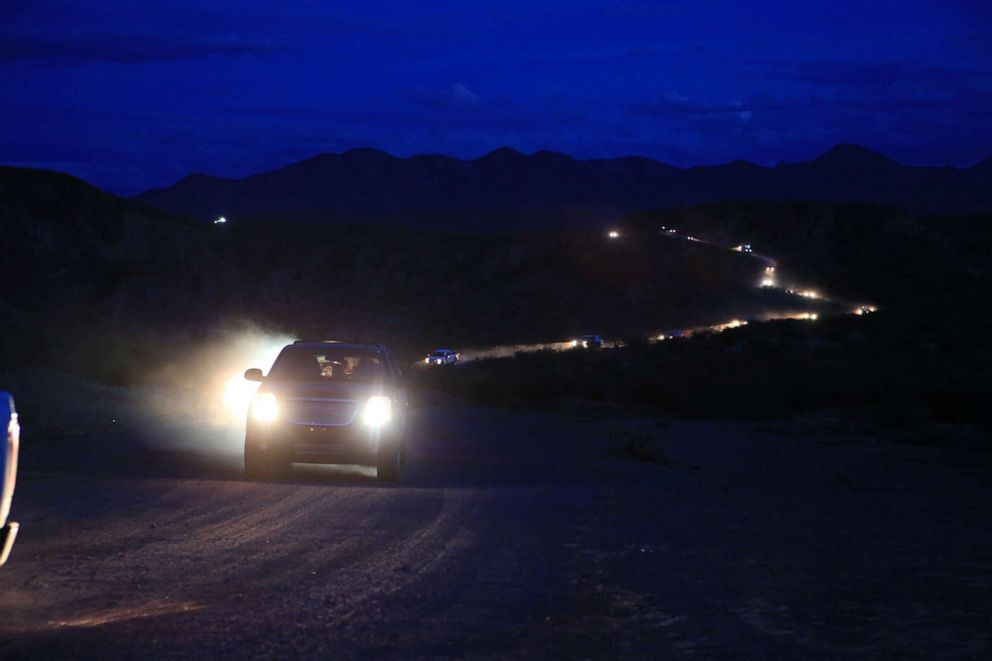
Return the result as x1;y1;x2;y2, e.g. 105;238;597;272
247;421;398;466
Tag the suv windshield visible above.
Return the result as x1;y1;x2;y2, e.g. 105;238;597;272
430;351;447;357
269;347;387;383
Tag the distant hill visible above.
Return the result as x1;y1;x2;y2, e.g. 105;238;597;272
5;165;990;400
133;144;992;228
0;166;795;380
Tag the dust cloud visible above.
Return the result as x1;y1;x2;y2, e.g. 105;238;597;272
136;323;294;461
456;340;580;362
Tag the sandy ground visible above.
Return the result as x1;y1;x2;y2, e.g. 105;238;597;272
0;403;989;659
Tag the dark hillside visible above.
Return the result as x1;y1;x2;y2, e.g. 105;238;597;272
629;201;961;308
4;166;990;437
3;167;795;383
426;201;992;437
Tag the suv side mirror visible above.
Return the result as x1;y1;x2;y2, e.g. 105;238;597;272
244;368;265;382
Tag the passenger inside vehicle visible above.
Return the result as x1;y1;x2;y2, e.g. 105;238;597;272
269;348;385;382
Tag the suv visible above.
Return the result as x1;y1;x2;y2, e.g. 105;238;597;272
424;349;458;366
1;391;20;566
576;335;603;349
243;341;409;481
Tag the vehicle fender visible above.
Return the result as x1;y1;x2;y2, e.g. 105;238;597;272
1;391;20;566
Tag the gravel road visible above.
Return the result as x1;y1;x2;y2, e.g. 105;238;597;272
1;403;989;659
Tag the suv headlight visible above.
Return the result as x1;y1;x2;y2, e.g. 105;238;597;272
363;396;392;427
251;392;279;422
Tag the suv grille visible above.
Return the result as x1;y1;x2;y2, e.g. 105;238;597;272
283;398;359;426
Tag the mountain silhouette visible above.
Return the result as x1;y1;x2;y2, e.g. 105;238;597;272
134;145;992;229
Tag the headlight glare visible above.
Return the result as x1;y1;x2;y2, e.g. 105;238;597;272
252;392;279;422
363;396;392;427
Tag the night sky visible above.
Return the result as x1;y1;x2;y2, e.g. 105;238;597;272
2;1;990;194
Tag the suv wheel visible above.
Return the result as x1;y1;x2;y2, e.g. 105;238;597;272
245;443;286;480
377;443;400;482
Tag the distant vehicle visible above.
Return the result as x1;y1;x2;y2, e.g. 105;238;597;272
242;341;409;482
425;349;459;366
1;391;20;567
575;335;603;349
733;243;753;253
656;330;692;341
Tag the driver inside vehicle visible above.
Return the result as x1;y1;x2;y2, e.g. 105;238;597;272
353;357;382;381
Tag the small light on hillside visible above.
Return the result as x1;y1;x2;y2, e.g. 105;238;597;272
214;216;227;225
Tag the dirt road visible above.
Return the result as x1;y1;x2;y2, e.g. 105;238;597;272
1;403;989;658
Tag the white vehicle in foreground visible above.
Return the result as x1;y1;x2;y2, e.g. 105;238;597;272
1;391;20;566
425;349;459;366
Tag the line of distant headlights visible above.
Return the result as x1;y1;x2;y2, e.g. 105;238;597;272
250;393;392;427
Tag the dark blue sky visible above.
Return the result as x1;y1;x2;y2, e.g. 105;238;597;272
2;0;990;194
